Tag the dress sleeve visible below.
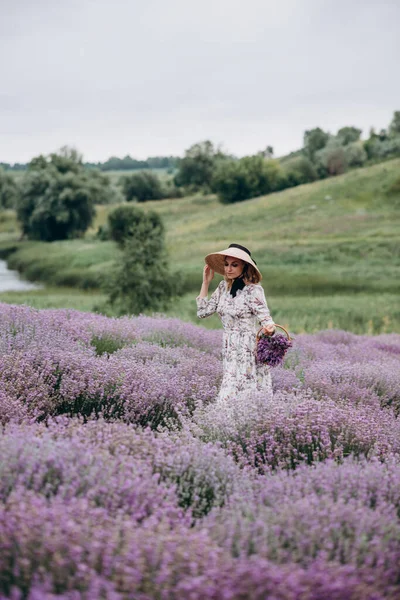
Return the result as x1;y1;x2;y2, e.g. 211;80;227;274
196;281;223;319
248;285;275;327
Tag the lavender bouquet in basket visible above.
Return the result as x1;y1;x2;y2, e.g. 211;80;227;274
256;324;293;367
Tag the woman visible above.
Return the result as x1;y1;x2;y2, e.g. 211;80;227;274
196;243;276;404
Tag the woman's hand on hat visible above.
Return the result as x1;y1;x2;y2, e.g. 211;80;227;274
203;265;215;285
262;324;276;336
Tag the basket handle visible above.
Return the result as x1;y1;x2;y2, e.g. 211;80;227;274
257;324;291;341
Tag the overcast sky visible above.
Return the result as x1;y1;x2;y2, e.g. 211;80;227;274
1;0;399;163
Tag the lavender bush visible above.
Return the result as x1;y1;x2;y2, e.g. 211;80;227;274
256;330;293;367
1;304;400;598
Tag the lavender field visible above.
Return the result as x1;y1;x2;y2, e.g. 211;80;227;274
1;303;400;599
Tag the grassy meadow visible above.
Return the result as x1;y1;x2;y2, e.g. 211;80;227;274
1;158;399;333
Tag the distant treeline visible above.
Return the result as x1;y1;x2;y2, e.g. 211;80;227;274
85;155;179;171
171;111;400;203
1;155;179;172
2;110;400;212
0;162;27;171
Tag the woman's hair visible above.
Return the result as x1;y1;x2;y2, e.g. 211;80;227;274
224;262;261;289
243;263;262;284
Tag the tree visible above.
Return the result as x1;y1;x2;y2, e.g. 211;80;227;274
389;111;400;137
344;142;367;167
281;156;318;186
336;126;362;145
259;146;274;159
174;140;228;191
107;204;164;247
211;156;281;204
315;139;348;176
97;154;178;171
363;130;380;159
48;146;83;174
121;171;164;202
378;129;388;141
106;205;178;314
16;148;96;241
85;169;122;205
303;128;330;159
0;168;20;209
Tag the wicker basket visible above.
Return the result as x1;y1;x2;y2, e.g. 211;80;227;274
256;324;292;342
256;324;292;367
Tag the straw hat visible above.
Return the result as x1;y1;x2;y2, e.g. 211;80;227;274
205;243;262;277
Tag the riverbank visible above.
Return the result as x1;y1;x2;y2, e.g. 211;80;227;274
0;259;42;292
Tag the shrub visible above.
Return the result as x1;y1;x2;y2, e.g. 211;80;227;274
282;155;318;186
344;141;368;167
121;170;164;202
212;156;281;203
1;304;400;599
364;135;400;160
85;168;122;204
206;458;400;595
315;139;348;176
107;203;164;247
106;204;180;314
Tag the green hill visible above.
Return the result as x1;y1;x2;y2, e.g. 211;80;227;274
1;158;399;333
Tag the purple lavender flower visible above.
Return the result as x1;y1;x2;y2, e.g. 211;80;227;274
257;332;293;366
0;304;400;598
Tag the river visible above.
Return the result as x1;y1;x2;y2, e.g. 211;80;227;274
0;259;42;292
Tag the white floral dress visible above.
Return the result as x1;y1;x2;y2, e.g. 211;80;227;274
196;281;275;404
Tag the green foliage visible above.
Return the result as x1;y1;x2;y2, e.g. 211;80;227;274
106;205;179;314
211;156;281;203
315;139;348;176
91;334;128;355
343;142;367;168
365;136;400;161
364;116;400;161
107;204;164;247
174;140;228;191
303;127;330;159
121;171;164;202
1;158;399;332
363;136;380;160
0;168;20;209
17;170;95;242
16;148;103;241
0;162;26;172
282;156;318;186
336;126;362;145
89;155;178;171
47;147;83;174
388;111;400;137
85;169;122;205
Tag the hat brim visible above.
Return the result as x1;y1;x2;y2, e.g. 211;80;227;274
205;248;262;277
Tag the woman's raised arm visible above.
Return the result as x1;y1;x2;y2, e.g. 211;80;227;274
196;266;223;319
